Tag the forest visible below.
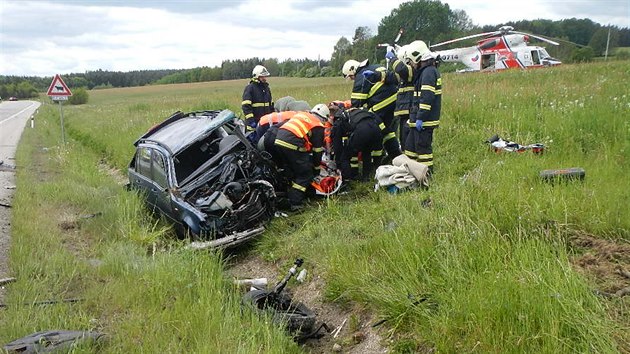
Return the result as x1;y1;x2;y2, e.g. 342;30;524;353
1;0;628;99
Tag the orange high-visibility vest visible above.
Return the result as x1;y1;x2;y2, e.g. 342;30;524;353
323;121;332;151
331;100;352;109
258;111;298;127
279;112;324;151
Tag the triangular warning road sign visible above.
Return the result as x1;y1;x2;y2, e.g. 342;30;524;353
47;74;73;96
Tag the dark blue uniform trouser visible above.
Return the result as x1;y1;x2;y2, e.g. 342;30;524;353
404;127;434;169
340;120;383;181
275;147;313;206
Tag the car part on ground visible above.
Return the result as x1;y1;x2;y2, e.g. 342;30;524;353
539;167;585;182
486;134;545;154
128;110;283;248
3;330;105;353
241;258;330;342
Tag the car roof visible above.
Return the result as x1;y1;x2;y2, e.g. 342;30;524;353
139;110;236;155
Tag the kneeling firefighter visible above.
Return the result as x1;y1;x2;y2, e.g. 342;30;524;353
273;104;329;210
330;105;402;181
254;100;311;146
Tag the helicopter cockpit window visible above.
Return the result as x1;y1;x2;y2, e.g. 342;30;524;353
531;50;540;64
481;54;495;70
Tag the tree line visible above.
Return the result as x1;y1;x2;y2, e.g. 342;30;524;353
2;0;628;99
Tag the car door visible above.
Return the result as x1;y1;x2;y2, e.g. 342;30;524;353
130;146;175;220
150;149;178;223
130;146;159;207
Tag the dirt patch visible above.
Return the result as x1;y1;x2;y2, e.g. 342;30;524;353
570;232;630;295
98;160;128;186
55;209;104;259
569;232;630;352
225;253;389;353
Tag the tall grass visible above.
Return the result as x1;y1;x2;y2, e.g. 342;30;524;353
2;103;300;352
2;62;628;352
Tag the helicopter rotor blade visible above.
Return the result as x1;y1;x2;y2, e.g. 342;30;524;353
513;31;559;45
394;28;404;44
430;31;499;48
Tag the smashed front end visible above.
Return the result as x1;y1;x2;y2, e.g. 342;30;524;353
184;148;278;240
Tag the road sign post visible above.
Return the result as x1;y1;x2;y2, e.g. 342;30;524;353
46;75;72;144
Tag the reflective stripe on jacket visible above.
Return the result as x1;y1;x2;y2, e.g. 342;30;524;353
277;112;325;152
391;59;414;116
351;64;397;114
241;78;273;122
410;65;442;128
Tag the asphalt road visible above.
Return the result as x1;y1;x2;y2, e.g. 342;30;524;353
0;100;41;300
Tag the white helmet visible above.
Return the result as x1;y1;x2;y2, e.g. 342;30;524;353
252;65;270;78
342;59;360;78
406;40;430;64
310;103;330;121
397;44;409;62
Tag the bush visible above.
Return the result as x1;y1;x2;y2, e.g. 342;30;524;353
68;87;89;105
570;46;595;63
615;50;630;60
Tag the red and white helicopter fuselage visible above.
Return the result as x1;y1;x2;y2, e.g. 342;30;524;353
435;33;561;72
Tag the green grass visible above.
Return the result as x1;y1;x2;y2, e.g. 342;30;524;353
2;62;629;352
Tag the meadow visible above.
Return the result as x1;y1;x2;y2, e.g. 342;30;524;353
1;61;629;353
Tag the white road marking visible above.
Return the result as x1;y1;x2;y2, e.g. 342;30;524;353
0;102;38;127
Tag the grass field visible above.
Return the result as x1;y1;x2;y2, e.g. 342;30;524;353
1;62;629;353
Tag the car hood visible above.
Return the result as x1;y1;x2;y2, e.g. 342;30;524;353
135;110;236;155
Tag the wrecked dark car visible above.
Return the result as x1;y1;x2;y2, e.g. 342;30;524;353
128;109;282;248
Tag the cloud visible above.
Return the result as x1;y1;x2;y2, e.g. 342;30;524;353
0;0;407;76
54;0;247;14
443;0;629;27
547;0;630;26
1;0;627;76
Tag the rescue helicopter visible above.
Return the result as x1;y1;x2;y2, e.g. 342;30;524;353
430;26;562;72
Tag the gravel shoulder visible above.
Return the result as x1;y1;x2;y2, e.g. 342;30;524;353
0;101;41;302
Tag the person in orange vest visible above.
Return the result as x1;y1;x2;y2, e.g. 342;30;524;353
255;100;310;145
273;104;329;211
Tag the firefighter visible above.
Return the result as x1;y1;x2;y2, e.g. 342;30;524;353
387;45;414;150
341;59;398;133
273;104;329;211
325;100;351;156
255;100;310;145
242;65;274;140
404;40;442;172
329;105;401;182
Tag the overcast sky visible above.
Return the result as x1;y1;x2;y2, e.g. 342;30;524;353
1;0;628;77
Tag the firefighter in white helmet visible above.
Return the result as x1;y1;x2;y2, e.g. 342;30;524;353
273;104;329;211
341;58;398;152
388;44;414;150
404;40;442;173
242;65;274;140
